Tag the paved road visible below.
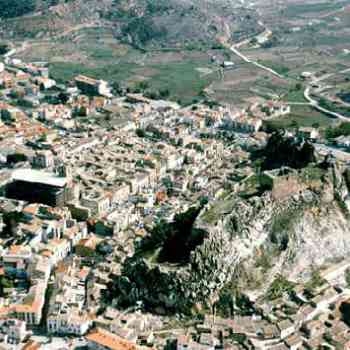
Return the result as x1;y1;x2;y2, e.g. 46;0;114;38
229;30;350;122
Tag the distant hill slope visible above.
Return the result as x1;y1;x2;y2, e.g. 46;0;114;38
0;0;262;47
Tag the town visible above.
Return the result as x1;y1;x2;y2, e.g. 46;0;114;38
0;48;347;350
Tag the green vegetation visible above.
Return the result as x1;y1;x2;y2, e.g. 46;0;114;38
300;165;325;182
255;248;273;273
7;153;27;164
283;88;306;103
345;267;350;287
201;199;236;225
258;60;290;76
266;274;295;300
147;61;214;105
50;59;213;105
215;281;254;317
123;17;167;46
325;122;350;140
304;269;326;297
138;206;206;264
318;97;350;118
136;159;155;169
335;192;350;219
239;174;272;199
264;106;334;131
0;0;35;18
230;333;247;345
49;62;137;84
270;209;297;251
340;301;350;326
284;2;346;17
0;276;14;296
136;128;146;138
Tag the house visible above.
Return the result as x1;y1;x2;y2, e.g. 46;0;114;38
75;75;112;98
76;236;98;257
300;72;314;80
297;127;319;140
335;135;350;149
231;115;262;133
32;151;54;169
14;282;47;325
301;319;324;339
41;238;71;266
86;328;140;350
47;311;92;336
111;184;130;204
27;257;51;283
177;335;190;350
284;333;303;350
2;245;32;277
277;320;295;339
35;77;56;90
0;319;28;345
81;191;110;216
22;341;42;350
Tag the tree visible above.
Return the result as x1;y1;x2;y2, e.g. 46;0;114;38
250;37;258;46
0;276;14;296
266;274;295;300
39;133;47;142
345;267;350;287
0;44;9;55
135;128;146;138
0;0;36;18
138;81;149;92
159;89;170;99
290;120;299;130
295;82;303;91
7;153;27;164
58;92;69;104
304;269;326;296
340;301;350;326
162;177;174;196
199;196;209;207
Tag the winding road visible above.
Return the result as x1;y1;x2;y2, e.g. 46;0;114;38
304;87;350;121
229;38;350;121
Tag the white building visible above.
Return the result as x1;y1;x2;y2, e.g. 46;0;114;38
47;311;92;336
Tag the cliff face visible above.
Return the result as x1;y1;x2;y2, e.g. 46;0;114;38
109;159;350;314
111;214;240;312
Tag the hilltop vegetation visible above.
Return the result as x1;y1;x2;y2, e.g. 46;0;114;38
0;0;262;47
0;0;36;18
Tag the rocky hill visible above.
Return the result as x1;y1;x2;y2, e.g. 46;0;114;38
106;135;350;314
0;0;262;47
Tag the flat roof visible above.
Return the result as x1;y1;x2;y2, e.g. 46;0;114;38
12;169;67;187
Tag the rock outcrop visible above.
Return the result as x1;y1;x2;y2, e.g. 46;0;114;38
108;154;350;314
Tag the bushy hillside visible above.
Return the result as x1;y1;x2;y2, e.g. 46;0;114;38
109;0;262;47
0;0;36;18
0;0;262;47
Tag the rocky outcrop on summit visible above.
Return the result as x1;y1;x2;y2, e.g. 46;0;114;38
252;131;317;171
108;146;350;313
109;210;239;313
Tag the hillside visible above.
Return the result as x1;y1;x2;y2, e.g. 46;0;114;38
105;134;350;314
0;0;262;46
